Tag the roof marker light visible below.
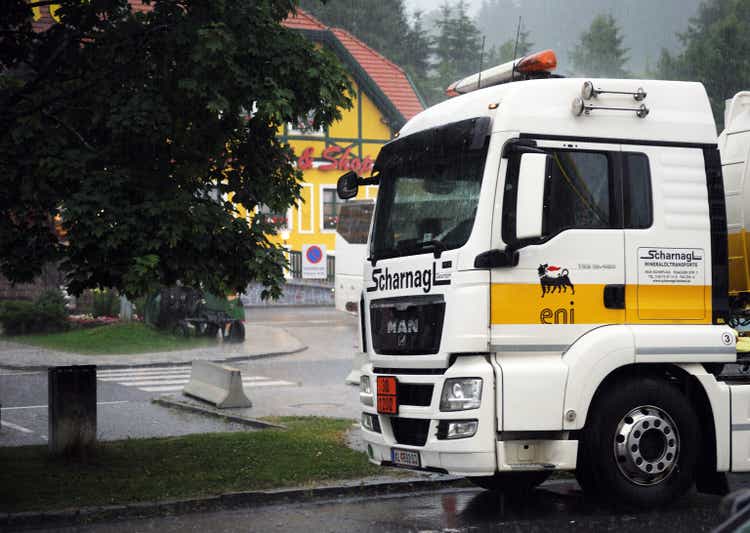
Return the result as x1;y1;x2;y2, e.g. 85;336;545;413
515;49;557;74
445;50;558;97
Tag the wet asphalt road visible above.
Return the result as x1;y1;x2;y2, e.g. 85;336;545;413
36;482;735;532
0;307;359;446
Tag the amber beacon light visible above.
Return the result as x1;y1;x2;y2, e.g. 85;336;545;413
445;49;558;97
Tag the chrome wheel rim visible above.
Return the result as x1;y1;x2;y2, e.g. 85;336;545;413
613;405;679;486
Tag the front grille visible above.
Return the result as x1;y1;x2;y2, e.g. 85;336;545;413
397;383;433;407
370;295;445;355
391;417;430;446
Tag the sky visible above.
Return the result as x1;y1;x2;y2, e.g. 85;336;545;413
404;0;483;17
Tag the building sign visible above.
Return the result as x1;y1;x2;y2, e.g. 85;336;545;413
297;145;374;174
302;244;327;279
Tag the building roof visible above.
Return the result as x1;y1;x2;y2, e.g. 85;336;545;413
328;27;424;122
283;10;424;127
31;3;424;128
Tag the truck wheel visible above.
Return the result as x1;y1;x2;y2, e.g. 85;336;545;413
579;377;699;507
469;471;550;493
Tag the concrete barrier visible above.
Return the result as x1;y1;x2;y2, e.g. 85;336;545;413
345;351;367;385
183;361;252;408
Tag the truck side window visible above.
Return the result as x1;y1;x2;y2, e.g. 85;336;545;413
623;153;653;229
543;151;612;236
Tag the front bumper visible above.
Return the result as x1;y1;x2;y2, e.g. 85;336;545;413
359;355;497;476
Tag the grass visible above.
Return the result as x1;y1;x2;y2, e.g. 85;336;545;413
0;417;380;513
6;322;215;355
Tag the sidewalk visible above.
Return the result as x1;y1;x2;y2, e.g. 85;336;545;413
0;323;306;369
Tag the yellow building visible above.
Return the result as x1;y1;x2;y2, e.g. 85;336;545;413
260;10;424;253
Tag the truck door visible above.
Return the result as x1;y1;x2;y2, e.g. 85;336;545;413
622;146;710;322
490;139;627;431
491;140;626;352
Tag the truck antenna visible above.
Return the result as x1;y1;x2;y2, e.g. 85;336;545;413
512;16;522;80
477;36;486;90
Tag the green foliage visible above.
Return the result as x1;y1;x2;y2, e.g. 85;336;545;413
11;322;214;354
92;289;119;318
0;0;352;300
0;290;69;336
430;1;483;102
0;418;380;512
486;29;534;66
34;288;68;312
656;0;750;128
570;14;630;77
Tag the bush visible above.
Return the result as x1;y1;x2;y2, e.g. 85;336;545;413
92;290;119;318
0;290;70;336
35;289;68;311
0;289;68;335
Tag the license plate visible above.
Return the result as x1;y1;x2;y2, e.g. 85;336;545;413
377;376;398;415
391;448;420;468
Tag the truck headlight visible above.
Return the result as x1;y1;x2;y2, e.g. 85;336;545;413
440;378;482;411
360;376;373;406
360;375;371;394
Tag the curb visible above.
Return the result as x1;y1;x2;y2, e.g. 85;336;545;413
1;476;470;530
0;345;308;372
151;396;287;429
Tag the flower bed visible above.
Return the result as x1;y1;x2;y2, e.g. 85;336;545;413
68;314;119;329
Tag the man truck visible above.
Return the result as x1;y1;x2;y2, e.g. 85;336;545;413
337;50;750;506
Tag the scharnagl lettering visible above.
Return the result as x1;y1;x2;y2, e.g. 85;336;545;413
366;262;450;293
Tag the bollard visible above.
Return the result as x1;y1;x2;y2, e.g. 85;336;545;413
48;365;97;457
183;360;252;408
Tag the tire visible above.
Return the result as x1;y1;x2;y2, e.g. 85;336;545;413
227;320;245;343
578;376;700;507
173;320;191;338
469;471;551;494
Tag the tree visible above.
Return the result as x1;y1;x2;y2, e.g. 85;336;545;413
0;0;352;299
570;13;629;77
657;0;750;128
430;1;483;102
487;28;533;65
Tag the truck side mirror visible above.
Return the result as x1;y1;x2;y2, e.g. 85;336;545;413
515;153;549;240
337;171;359;200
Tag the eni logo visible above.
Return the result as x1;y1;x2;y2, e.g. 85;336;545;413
540;301;575;324
538;264;575;297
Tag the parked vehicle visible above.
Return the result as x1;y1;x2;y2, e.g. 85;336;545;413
334;199;375;313
338;50;750;506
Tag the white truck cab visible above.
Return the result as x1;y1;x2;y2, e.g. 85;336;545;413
338;50;750;506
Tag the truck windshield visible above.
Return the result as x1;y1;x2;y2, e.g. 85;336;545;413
370;117;490;260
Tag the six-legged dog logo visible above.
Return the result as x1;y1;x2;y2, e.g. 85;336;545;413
538;264;575;297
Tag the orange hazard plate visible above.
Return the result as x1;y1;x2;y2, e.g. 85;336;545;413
377;376;398;414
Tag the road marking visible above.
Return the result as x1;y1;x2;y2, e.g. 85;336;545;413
1;400;129;411
98;368;192;376
0;371;43;376
1;420;33;433
106;377;268;387
97;366;296;393
141;380;297;393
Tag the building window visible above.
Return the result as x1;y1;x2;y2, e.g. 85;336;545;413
257;205;289;231
287;110;324;137
322;188;342;230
